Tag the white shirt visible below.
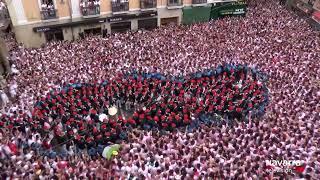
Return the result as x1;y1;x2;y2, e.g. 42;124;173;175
131;165;138;173
0;91;9;103
11;66;20;74
25;152;33;160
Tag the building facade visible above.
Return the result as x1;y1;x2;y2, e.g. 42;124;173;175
6;0;240;47
287;0;320;30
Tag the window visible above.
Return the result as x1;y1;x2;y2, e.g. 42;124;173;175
40;0;57;19
111;0;129;12
140;0;157;9
45;29;64;42
111;22;131;33
161;17;178;26
138;18;157;30
80;0;101;16
84;28;102;36
168;0;181;6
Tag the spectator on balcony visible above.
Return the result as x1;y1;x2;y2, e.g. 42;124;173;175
80;1;86;9
41;0;54;11
93;0;100;14
0;1;6;10
80;0;100;16
112;0;128;4
0;89;9;107
41;3;47;10
40;0;55;19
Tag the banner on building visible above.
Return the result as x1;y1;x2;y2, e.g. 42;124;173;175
210;0;247;19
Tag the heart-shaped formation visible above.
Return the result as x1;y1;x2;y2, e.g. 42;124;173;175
32;64;269;146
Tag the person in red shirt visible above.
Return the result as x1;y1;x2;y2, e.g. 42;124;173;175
8;141;18;155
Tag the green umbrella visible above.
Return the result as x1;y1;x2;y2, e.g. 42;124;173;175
102;144;121;160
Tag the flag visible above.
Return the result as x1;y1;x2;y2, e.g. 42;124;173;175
102;144;121;160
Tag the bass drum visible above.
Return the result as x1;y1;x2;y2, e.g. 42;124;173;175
108;106;118;116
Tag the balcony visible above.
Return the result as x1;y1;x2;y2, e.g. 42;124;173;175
296;1;314;15
81;5;100;17
140;0;157;10
192;0;207;6
40;8;58;20
0;7;9;18
0;8;10;30
111;0;129;14
167;0;183;9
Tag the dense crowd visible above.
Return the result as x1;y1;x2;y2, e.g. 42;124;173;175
27;64;268;149
0;0;320;179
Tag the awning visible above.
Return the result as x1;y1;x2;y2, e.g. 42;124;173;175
33;17;107;32
33;11;157;32
312;11;320;23
182;6;211;25
107;11;157;23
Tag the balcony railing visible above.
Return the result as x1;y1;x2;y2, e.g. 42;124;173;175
81;5;100;16
140;0;157;9
111;0;129;13
40;8;57;20
0;8;10;30
192;0;207;5
167;0;182;7
0;8;9;20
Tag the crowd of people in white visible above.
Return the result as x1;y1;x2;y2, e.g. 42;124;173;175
0;0;319;179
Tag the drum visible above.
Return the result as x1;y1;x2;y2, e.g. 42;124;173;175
108;106;118;116
99;113;108;122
